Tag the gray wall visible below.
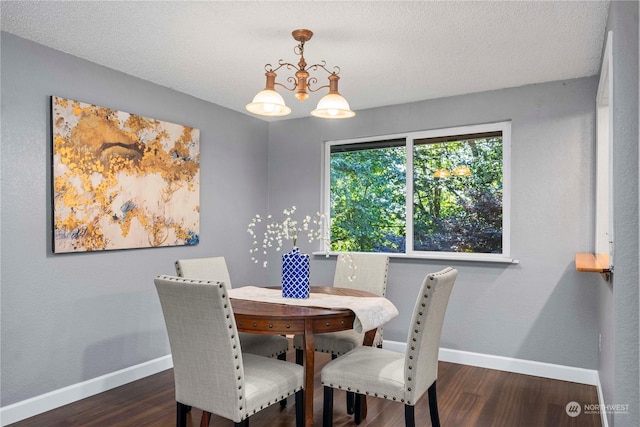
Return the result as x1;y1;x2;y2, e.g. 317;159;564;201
600;1;640;426
267;77;601;370
0;32;269;406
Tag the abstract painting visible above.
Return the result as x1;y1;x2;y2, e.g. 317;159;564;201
52;96;200;253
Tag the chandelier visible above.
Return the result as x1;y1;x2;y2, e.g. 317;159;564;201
246;29;355;119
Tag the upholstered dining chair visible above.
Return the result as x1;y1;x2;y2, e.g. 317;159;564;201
293;253;389;413
154;275;304;427
321;267;458;427
175;257;290;360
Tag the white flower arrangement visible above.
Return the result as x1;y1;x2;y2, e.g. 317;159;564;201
247;206;328;267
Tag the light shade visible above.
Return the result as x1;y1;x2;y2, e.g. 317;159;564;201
310;93;355;119
433;168;451;178
246;89;291;117
452;165;471;176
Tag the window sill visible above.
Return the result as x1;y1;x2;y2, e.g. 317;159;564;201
313;251;519;264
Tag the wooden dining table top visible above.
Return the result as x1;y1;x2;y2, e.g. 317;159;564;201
231;286;379;334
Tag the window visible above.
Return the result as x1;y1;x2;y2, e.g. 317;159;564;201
324;121;512;262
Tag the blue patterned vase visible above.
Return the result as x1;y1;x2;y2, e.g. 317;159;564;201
282;247;310;299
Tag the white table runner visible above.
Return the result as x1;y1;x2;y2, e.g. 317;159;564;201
228;286;399;333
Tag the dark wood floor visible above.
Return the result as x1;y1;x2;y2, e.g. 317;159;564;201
10;350;601;427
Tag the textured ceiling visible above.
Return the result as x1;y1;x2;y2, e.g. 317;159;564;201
1;1;610;120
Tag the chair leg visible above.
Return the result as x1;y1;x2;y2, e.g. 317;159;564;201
428;382;440;427
296;348;303;365
177;402;189;427
404;405;416;427
362;395;368;419
354;394;364;425
346;391;355;415
278;352;288;408
323;386;334;427
233;420;248;427
295;389;305;427
200;411;211;427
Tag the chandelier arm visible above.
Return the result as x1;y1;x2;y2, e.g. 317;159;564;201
265;62;290;73
306;85;330;93
278;59;302;71
308;62;341;76
306;76;318;89
272;78;296;92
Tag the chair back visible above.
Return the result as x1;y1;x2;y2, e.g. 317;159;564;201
154;275;245;421
333;253;389;297
174;256;232;290
404;267;457;404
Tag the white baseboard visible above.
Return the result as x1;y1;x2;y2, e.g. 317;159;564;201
383;340;599;385
441;347;599;385
0;355;173;427
595;375;609;427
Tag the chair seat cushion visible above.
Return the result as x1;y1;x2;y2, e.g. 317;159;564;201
321;346;406;403
238;353;304;418
292;329;383;355
239;333;288;358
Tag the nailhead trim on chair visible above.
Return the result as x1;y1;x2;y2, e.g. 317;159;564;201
213;282;247;421
402;275;434;407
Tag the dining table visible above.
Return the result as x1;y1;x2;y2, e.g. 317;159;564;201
228;285;398;427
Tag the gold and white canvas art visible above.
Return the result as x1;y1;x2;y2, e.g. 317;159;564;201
52;96;200;253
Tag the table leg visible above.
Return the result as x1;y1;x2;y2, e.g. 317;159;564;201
302;319;315;427
359;328;377;419
363;329;376;346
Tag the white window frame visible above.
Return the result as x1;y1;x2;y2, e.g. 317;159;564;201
321;121;515;264
595;31;614;270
